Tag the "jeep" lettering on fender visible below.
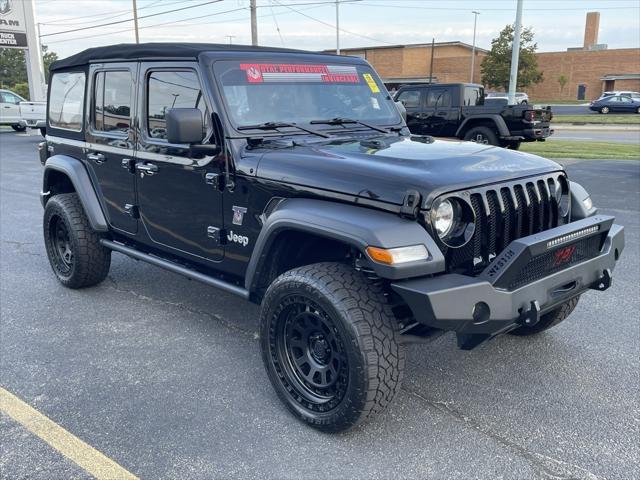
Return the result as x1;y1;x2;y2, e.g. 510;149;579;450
227;230;249;247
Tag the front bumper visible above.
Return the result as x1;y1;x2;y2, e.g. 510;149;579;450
392;215;624;349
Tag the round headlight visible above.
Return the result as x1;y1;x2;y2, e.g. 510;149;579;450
431;197;476;248
434;199;455;237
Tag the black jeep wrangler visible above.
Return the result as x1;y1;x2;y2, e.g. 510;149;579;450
395;83;553;149
39;43;624;432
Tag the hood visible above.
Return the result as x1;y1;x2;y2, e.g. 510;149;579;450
253;135;563;207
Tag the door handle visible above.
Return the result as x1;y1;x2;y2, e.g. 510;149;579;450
87;152;106;164
135;162;158;176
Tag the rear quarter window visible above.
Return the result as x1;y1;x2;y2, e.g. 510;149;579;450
49;72;86;131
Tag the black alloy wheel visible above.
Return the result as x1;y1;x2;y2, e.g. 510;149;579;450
49;214;74;276
271;295;349;412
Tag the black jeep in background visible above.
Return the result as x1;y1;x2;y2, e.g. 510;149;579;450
395;83;553;149
39;43;622;432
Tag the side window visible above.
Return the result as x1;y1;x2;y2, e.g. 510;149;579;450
426;89;450;107
147;70;208;140
1;91;22;104
397;90;420;108
619;96;632;103
49;72;85;131
463;86;483;106
93;71;132;134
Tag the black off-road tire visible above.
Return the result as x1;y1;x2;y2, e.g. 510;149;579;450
463;125;500;146
509;296;580;336
11;124;26;132
260;262;405;432
43;193;111;288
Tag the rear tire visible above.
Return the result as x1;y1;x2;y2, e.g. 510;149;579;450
43;193;111;289
463;126;500;146
260;262;405;432
509;296;580;336
11;124;26;132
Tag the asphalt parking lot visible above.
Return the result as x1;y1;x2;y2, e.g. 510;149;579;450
1;130;639;479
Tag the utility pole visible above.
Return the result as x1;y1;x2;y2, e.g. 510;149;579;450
132;0;140;43
250;0;258;46
470;11;480;83
508;0;524;104
335;0;340;55
428;38;435;83
226;35;236;45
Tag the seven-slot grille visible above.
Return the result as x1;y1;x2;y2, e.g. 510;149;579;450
445;173;568;274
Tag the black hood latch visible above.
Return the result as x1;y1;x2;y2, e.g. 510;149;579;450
400;189;421;219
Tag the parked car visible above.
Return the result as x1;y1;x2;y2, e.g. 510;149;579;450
0;89;27;131
486;91;529;104
19;99;47;136
589;94;640;114
40;43;624;432
395;83;551;149
595;91;640;101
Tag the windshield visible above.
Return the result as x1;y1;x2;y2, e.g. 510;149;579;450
213;60;401;130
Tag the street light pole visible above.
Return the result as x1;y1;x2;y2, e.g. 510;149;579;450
508;0;524;104
250;0;258;46
132;0;139;43
470;11;480;83
335;0;340;55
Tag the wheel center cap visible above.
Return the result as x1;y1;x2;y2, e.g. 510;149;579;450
309;335;330;363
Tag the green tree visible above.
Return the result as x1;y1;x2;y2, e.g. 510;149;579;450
481;24;543;92
0;45;58;97
558;74;568;94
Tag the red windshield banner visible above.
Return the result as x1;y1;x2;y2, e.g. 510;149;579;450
239;63;359;84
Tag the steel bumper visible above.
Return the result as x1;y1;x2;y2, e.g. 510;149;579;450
391;216;624;349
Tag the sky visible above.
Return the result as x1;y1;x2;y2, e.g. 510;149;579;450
33;0;640;58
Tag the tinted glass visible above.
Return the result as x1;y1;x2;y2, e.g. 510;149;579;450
463;86;483;106
49;72;85;131
1;91;22;104
426;89;451;107
94;71;131;133
213;60;401;128
147;71;207;140
397;90;420;108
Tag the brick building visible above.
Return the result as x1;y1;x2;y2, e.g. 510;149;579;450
328;11;640;101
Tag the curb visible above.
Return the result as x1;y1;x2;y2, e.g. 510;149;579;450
552;124;640;132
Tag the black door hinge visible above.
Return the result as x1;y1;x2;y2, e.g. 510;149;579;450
207;226;227;244
205;172;224;190
400;189;421;219
124;204;139;218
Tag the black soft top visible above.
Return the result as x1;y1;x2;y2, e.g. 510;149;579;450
50;42;324;72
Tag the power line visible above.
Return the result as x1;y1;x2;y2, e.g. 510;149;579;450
39;0;183;26
41;0;223;37
272;0;394;45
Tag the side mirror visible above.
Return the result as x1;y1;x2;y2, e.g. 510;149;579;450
395;101;407;122
166;108;205;144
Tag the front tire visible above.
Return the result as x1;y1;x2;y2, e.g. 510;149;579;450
600;106;610;114
260;262;405;432
509;296;580;336
43;193;111;288
463;125;500;146
11;124;26;132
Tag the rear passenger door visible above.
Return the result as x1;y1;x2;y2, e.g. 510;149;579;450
135;63;225;263
85;63;138;234
396;88;426;135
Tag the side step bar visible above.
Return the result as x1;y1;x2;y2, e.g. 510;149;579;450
100;239;250;300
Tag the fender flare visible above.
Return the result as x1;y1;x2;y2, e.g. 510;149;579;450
244;198;445;292
41;155;108;232
456;114;510;138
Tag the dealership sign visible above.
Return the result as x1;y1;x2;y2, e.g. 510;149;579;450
0;0;28;48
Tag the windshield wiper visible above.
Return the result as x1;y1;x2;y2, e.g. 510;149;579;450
309;117;390;134
237;121;330;138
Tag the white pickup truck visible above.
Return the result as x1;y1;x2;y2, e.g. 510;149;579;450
19;99;47;136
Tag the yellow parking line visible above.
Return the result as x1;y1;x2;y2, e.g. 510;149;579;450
0;387;138;480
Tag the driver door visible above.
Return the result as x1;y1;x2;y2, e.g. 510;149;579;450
135;63;225;263
0;91;23;124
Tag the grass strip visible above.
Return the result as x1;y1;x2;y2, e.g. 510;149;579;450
521;140;640;160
